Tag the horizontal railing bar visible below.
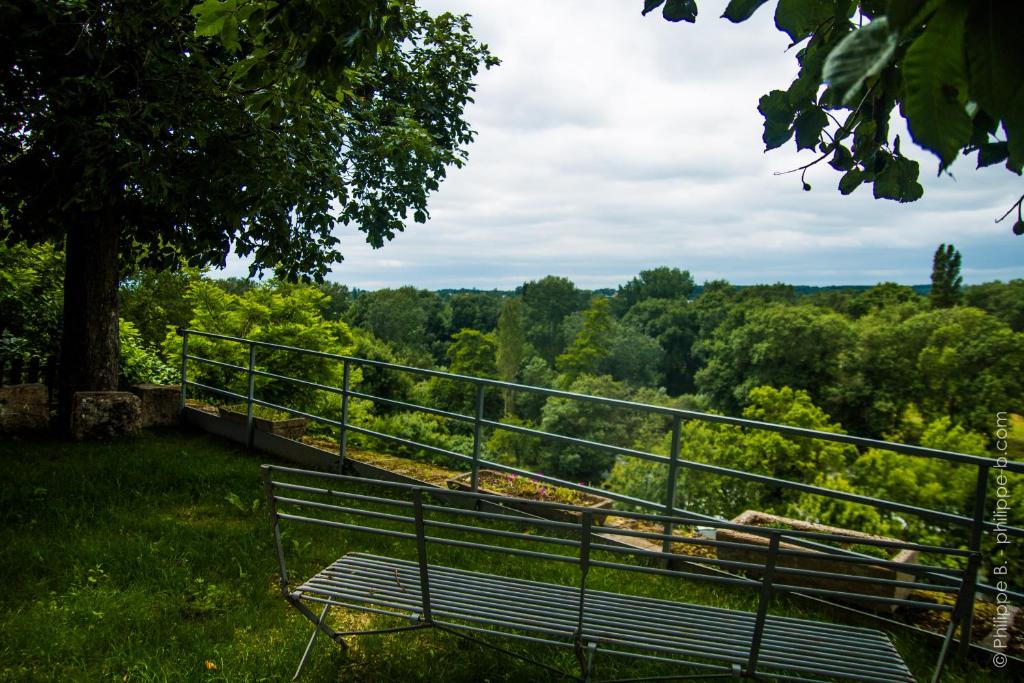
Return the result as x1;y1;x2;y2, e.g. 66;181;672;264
343;424;473;464
769;563;958;593
274;496;415;526
271;480;582;532
771;582;957;611
589;541;955;588
347;389;475;424
251;398;342;428
251;369;344;395
271;482;414;510
276;513;416;540
471;459;686;512
425;536;581;565
422;503;584;532
183;329;1022;472
481;418;669;465
588;541;771;573
423;519;582;549
590;522;974;560
185;354;247;374
184;381;247;403
588;559;759;588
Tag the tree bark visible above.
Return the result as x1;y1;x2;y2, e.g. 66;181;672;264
58;214;121;430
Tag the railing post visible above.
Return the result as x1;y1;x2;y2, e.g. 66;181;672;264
412;489;432;624
338;360;351;474
246;343;257;449
746;531;780;677
179;329;189;410
471;383;485;493
960;464;989;655
662;416;683;558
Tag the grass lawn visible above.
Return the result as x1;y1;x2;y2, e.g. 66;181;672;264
0;428;1014;682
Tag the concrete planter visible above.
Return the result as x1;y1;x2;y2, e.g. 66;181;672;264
217;405;307;440
446;470;613;525
717;510;918;610
129;384;181;427
0;383;49;432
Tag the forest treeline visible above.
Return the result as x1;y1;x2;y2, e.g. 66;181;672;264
3;243;1023;572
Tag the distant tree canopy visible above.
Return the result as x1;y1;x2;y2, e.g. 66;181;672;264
643;0;1024;231
0;0;495;423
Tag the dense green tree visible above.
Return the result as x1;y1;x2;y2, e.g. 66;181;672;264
535;374;640;483
349;329;415;412
964;279;1024;332
643;1;1024;214
834;305;1024;438
929;243;963;308
1;0;495;424
0;242;63;365
213;277;257;297
119;319;177;386
607;386;856;518
448;292;504;335
495;298;527;416
446;329;498;378
516;356;558;422
318;282;354;322
349;287;451;365
829;304;924;437
847;282;921;318
623;298;699;394
612;266;695;315
521;276;588;365
914;307;1023;433
556;297;615;382
695;304;856;415
164;280;357;415
120;267;202;349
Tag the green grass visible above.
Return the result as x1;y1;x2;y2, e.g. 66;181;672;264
0;428;1014;682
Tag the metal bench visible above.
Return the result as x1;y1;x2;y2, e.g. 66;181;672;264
262;465;980;682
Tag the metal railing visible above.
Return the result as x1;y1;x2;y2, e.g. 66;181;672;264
177;328;1023;654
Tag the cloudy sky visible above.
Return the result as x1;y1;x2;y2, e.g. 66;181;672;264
228;1;1023;289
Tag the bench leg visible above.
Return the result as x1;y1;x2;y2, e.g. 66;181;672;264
582;641;597;683
292;604;332;682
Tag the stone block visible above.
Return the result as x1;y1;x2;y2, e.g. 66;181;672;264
0;383;50;432
130;384;181;427
71;391;141;440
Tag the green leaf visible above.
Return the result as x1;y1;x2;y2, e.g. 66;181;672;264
873;155;923;202
902;1;972;171
965;3;1024;123
723;0;770;23
758;90;795;149
191;0;235;38
976;142;1008;169
885;0;940;32
822;18;898;107
852;119;878;159
662;0;698;23
794;107;828;151
838;169;864;195
774;0;834;44
642;0;666;16
1005;88;1024;172
829;144;854;171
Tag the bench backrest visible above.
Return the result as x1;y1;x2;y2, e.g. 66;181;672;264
262;464;980;675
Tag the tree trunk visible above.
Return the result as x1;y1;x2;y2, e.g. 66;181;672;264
58;214;121;430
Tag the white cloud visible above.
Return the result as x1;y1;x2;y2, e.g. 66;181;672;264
221;0;1023;289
